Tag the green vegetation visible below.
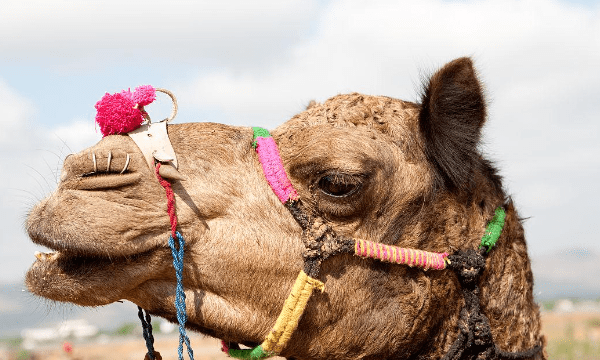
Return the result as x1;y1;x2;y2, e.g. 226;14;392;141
152;320;161;333
114;322;136;336
548;339;600;360
14;349;32;360
546;320;600;360
0;337;23;347
541;300;556;311
0;338;29;360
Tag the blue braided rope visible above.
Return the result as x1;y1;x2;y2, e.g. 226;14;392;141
169;231;195;360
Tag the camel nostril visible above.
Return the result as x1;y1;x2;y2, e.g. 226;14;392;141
60;154;76;182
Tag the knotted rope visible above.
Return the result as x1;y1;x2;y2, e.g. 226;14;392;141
95;86;190;359
155;163;195;360
223;128;542;360
138;306;161;360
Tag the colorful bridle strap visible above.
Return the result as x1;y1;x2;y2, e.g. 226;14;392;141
252;127;299;203
355;240;448;270
223;127;505;359
479;207;506;252
224;271;324;360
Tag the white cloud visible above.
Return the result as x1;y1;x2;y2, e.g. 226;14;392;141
175;0;600;255
176;0;600;126
49;118;100;154
0;80;35;145
0;0;321;70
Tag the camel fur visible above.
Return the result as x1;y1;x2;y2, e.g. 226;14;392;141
25;57;546;360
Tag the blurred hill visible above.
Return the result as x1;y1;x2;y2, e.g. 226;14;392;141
532;247;600;300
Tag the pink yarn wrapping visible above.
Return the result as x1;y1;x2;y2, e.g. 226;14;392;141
355;239;448;270
254;136;299;203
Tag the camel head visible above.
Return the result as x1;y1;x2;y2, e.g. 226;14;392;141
25;58;545;359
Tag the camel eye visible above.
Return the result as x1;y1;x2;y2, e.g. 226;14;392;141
318;174;362;198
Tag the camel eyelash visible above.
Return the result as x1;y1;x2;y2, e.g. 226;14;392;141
315;172;365;198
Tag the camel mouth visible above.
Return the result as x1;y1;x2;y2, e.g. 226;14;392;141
26;249;113;303
27;248;144;279
25;246;167;306
29;250;96;277
28;244;161;274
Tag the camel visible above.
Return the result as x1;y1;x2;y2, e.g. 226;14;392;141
25;57;546;359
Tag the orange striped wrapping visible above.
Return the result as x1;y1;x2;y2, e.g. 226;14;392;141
354;239;448;270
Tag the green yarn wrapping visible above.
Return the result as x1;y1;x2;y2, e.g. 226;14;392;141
479;207;506;253
228;345;272;360
252;127;271;148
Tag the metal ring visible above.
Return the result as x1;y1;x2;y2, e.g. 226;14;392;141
92;152;97;173
107;151;112;172
156;88;178;123
121;154;131;174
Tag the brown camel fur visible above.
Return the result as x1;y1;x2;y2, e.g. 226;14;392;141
25;57;546;359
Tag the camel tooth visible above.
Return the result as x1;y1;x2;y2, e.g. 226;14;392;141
34;251;56;261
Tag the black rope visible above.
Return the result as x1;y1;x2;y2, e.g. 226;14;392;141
443;248;542;359
285;200;310;230
138;306;156;360
285;201;542;359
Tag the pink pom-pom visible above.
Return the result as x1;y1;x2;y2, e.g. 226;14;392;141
94;85;156;137
95;92;144;137
133;85;156;107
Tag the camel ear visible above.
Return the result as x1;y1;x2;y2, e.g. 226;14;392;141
419;57;486;191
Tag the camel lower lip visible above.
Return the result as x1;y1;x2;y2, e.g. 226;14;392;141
25;248;163;306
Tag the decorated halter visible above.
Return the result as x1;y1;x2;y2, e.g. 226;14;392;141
223;128;541;360
95;87;542;360
95;86;192;360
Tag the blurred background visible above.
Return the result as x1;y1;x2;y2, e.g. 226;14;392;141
1;0;599;359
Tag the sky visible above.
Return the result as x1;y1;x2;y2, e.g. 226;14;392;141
0;0;599;285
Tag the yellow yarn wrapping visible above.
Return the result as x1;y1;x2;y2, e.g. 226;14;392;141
260;271;324;354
